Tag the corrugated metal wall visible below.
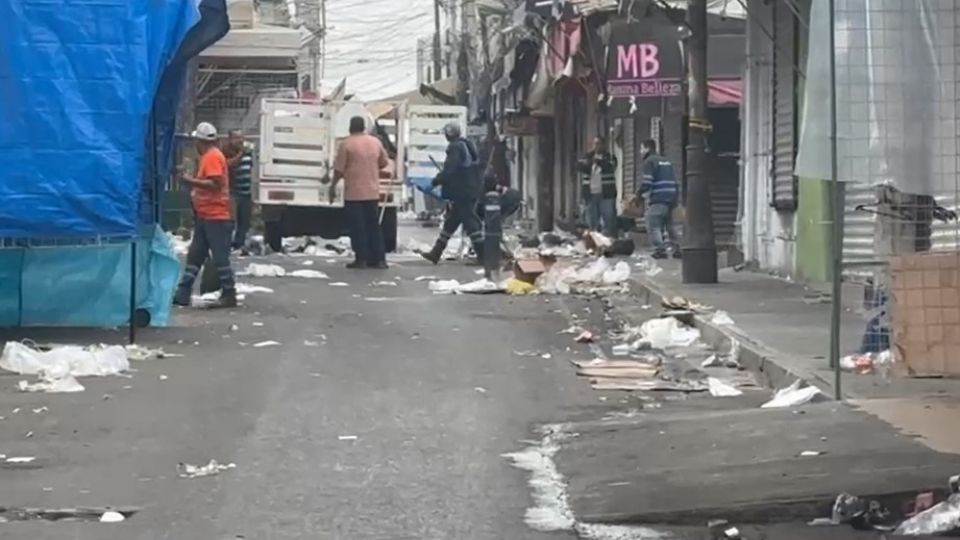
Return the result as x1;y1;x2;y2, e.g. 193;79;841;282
711;156;740;246
842;183;877;278
771;0;798;211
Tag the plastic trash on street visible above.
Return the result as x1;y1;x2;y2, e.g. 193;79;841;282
639;318;701;349
707;377;743;397
895;475;960;536
238;263;287;277
761;380;821;408
178;460;236;479
1;342;129;379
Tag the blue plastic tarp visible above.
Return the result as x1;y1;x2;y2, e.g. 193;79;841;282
0;0;201;239
0;226;180;327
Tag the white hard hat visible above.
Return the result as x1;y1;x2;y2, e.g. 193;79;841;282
191;122;218;141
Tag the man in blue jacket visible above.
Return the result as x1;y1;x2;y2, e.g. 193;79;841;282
418;123;484;264
636;139;681;259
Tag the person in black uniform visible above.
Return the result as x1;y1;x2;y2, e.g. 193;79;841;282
418;123;484;264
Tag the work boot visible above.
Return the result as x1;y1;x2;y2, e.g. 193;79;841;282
172;289;192;307
652;250;668;260
346;260;366;269
672;250;682;260
210;288;238;309
368;261;389;270
417;245;443;265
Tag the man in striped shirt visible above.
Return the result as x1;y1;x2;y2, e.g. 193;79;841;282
636;139;681;259
226;129;254;251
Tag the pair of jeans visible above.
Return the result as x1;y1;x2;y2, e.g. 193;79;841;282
437;197;484;256
345;200;385;265
178;219;236;293
584;194;618;238
645;202;680;254
232;194;252;249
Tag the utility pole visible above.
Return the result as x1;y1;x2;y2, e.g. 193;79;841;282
682;0;718;284
457;0;471;106
433;0;443;83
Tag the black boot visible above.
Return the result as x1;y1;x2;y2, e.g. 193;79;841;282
417;245;443;265
211;288;238;309
173;288;191;307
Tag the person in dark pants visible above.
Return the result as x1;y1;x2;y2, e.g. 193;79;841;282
331;116;390;269
225;129;254;251
418;123;483;265
174;122;237;308
635;138;681;259
578;137;619;238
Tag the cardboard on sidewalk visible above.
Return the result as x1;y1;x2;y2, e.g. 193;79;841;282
890;251;960;377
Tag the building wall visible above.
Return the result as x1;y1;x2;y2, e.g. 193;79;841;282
739;0;796;275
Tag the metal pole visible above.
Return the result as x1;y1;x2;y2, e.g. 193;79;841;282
433;0;443;82
483;189;502;280
827;0;843;400
129;241;137;345
682;0;718;284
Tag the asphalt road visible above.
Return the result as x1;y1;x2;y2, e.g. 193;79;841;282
0;237;618;540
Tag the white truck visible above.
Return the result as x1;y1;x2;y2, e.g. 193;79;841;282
256;98;467;252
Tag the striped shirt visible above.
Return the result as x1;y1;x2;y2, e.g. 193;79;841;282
229;143;254;196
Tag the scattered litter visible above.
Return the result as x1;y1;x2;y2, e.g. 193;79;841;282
19;373;85;394
230;324;239;332
711;311;736;326
633;256;664;277
304;340;320;347
514;350;542;357
639;318;701;349
612;344;632;357
840;350;893;375
428;278;501;295
896;475;960;536
371;281;398;287
159;375;169;381
505;278;537;296
575;331;595;344
125;345;181;361
702;341;740;369
1;342;129;378
178;460;236;479
830;492;895;531
329;282;349;287
364;297;394;302
32;407;48;414
541;353;553;360
236;283;274;295
707;377;743;397
25;431;33;439
253;341;281;348
761;380;821;408
338;435;358;441
301;260;315;266
99;511;125;523
252;322;265;327
602;261;631;285
662;296;711;313
289;269;330;279
474;387;488;394
5;456;35;464
238;263;286;277
799;450;824;457
414;275;439;282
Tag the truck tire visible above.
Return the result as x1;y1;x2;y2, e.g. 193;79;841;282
265;220;283;253
381;207;398;253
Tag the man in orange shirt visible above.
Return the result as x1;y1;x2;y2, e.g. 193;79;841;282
173;122;238;308
331;116;390;269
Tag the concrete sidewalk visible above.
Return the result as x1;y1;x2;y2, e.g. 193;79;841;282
625;261;960;400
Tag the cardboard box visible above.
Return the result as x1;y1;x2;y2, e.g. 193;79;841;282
514;259;547;285
891;251;960;377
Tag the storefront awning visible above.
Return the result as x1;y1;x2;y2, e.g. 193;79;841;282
708;79;742;107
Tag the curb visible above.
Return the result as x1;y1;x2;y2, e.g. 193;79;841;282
620;275;838;398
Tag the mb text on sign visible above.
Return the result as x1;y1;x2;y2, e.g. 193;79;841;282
605;23;683;101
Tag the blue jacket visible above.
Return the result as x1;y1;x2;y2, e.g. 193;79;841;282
434;138;482;201
638;154;679;205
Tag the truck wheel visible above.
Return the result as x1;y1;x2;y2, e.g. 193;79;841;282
265;221;283;253
381;207;398;253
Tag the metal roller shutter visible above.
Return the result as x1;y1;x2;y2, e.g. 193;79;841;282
843;183;877;278
771;0;798;211
622;118;635;196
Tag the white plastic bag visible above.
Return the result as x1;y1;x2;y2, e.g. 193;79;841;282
289;269;330;279
761;380;821;408
238;263;287;277
1;342;129;378
639;318;701;349
602;261;631;285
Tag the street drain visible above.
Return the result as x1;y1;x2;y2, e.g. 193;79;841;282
0;507;139;522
